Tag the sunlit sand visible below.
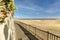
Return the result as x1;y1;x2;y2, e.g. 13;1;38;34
17;20;60;36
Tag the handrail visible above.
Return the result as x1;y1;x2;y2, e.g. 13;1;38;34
17;21;60;40
31;25;60;38
29;25;60;40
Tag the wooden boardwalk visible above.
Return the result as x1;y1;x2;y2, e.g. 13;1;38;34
15;21;60;40
15;24;29;40
15;23;38;40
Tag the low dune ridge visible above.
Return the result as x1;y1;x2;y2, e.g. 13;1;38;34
17;20;60;36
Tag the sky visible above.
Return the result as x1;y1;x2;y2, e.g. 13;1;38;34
14;0;60;19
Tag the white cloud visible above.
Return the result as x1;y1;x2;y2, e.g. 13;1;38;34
18;1;60;14
17;3;44;11
15;0;60;19
45;9;60;13
45;2;60;13
14;16;20;19
18;5;36;10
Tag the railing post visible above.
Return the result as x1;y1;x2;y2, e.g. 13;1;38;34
54;35;55;40
56;37;58;40
47;31;49;40
29;25;30;31
51;34;53;40
20;23;60;40
35;27;36;36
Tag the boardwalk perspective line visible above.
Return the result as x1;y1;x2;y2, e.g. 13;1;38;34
15;23;29;40
16;21;60;40
16;23;38;40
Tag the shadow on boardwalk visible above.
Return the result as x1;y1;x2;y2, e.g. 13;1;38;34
17;23;38;40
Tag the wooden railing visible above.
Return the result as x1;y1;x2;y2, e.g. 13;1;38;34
17;21;60;40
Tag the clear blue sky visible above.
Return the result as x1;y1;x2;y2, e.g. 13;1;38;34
14;0;60;19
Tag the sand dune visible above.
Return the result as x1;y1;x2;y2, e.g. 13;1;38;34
17;20;60;36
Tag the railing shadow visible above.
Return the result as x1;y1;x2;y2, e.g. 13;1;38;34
16;21;60;40
16;23;38;40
